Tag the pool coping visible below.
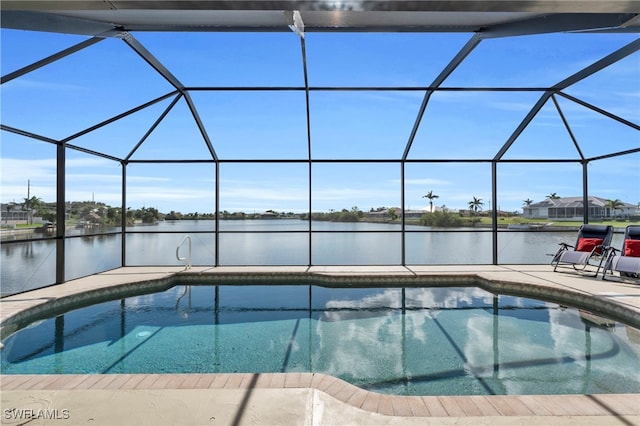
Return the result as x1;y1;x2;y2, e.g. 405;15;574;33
1;265;640;423
2;373;639;420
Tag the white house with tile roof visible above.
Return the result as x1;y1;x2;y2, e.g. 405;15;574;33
522;196;638;220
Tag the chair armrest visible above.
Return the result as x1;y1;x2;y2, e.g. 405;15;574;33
593;244;609;255
605;246;620;256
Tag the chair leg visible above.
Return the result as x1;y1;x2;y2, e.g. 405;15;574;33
601;249;618;281
551;247;567;272
593;253;608;278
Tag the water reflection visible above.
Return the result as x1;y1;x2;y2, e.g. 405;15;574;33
2;285;639;395
1;239;56;296
1;220;628;297
0;228;123;296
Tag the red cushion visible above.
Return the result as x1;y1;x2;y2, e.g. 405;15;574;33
576;237;604;254
624;239;640;257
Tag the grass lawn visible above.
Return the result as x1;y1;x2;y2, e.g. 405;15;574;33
14;223;41;229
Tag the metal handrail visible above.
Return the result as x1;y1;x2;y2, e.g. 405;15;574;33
176;235;192;270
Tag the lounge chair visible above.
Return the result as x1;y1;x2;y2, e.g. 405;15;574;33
602;225;640;281
551;224;614;277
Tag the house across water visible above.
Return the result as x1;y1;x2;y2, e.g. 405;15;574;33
523;196;639;221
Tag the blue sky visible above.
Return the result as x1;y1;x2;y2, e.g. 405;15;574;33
1;29;638;214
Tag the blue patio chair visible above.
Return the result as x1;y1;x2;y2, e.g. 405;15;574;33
551;224;614;277
602;225;640;281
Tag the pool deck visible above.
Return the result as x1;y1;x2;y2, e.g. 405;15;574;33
1;265;639;425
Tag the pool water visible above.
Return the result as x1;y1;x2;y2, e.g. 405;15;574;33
2;284;639;396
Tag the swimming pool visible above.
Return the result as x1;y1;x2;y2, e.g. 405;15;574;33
2;284;639;396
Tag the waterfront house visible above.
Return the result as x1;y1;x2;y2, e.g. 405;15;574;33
523;196;638;220
0;203;29;224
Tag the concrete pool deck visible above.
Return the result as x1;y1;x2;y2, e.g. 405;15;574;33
1;265;639;425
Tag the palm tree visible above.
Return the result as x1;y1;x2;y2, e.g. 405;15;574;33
22;196;41;225
547;193;560;200
468;197;484;216
422;190;439;213
523;198;533;206
606;199;624;218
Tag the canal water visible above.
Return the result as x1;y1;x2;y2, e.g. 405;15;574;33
0;220;626;297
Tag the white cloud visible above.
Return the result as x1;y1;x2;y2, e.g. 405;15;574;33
126;175;172;183
312;187;397;203
221;186;306;201
3;78;88;93
66;173;121;183
66;157;116;168
1;158;56;181
1;158;56;202
66;188;121;204
128;186;211;201
488;99;537;113
402;178;451;186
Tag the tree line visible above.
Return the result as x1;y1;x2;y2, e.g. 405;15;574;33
3;198;163;227
9;190;634;229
